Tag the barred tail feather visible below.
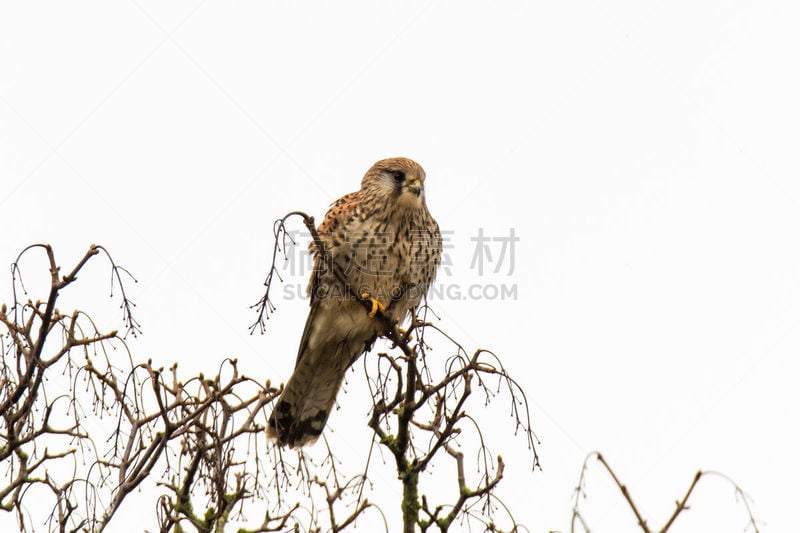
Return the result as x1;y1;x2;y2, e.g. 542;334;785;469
266;351;345;448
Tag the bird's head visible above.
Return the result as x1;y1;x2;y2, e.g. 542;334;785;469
361;157;428;210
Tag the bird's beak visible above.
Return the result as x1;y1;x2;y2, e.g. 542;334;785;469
406;178;422;195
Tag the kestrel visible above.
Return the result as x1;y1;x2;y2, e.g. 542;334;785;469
267;157;441;448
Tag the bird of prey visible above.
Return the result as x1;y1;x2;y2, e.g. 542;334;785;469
267;157;441;448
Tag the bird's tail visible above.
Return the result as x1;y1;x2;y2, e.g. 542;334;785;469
267;298;379;448
266;350;348;448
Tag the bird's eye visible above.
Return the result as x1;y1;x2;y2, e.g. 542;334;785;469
390;170;405;182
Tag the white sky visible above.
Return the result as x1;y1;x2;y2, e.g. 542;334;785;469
2;2;799;531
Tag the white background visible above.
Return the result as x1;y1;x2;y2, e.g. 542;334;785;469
2;2;799;531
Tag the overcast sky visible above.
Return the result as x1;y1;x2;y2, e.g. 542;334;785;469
2;2;799;531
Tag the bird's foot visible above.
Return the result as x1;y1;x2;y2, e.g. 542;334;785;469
397;327;414;341
361;292;386;318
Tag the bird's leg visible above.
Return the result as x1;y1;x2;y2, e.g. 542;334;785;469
360;292;386;318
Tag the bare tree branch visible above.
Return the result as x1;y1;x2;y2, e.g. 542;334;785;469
253;212;539;532
571;452;761;533
2;244;337;532
3;224;760;533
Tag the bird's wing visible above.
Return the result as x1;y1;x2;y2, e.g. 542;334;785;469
295;191;361;365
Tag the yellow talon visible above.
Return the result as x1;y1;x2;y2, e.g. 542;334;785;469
361;292;385;317
398;327;414;341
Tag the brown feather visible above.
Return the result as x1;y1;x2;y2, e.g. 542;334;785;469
267;157;441;447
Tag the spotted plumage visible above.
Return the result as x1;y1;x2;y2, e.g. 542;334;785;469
267;157;441;448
